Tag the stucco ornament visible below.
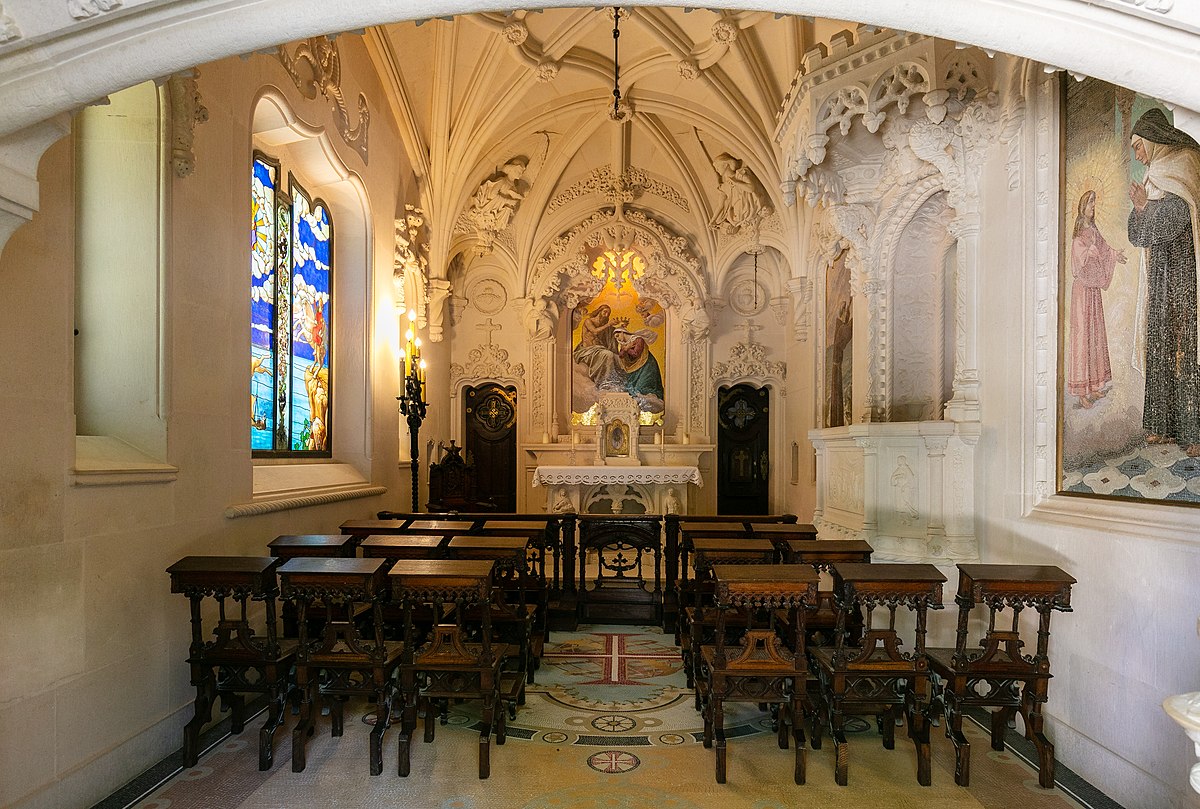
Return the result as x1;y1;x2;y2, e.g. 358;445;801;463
678;60;700;80
68;0;120;19
463;157;527;253
276;36;370;164
522;296;557;340
393;205;429;322
1163;693;1200;795
166;71;209;178
708;153;772;235
0;2;20;43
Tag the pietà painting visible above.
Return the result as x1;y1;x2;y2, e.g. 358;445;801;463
1059;77;1200;504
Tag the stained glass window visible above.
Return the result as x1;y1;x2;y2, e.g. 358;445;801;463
250;152;333;456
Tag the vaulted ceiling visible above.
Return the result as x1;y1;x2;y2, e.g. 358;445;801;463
366;8;858;294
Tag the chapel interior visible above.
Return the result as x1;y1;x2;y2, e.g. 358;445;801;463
1;3;1199;809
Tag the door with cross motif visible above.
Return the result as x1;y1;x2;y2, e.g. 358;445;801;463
464;384;517;512
716;384;770;515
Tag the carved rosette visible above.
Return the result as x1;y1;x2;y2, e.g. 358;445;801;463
449;342;526;395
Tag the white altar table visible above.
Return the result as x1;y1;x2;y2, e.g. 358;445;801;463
532;465;702;514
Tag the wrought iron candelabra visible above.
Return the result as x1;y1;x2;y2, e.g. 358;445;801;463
398;308;427;512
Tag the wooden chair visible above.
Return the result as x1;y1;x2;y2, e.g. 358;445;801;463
391;559;524;779
809;562;946;786
927;564;1076;788
278;558;404;776
680;538;777;691
695;564;819;784
446;535;540;687
166;556;296;770
783;540;874;649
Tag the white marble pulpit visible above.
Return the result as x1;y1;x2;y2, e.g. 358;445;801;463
532;464;702;514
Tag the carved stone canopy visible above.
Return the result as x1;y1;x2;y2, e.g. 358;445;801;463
528;207;706;320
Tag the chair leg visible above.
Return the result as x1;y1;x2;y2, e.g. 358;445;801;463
478;695;494;780
714;697;727;784
183;672;216;768
258;681;287;771
791;695;807;785
331;695;345;737
879;707;896;750
831;701;849;786
1020;691;1056;788
223;689;246;734
777;703;789;750
910;705;932;787
945;700;970;787
422;696;436;743
291;678;316;773
991;705;1016;751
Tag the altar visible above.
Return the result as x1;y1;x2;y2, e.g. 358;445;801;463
532;464;703;515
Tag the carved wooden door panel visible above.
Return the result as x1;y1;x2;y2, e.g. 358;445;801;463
464;384;517;512
716;383;770;515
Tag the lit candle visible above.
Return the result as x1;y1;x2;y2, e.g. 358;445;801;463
419;359;427;400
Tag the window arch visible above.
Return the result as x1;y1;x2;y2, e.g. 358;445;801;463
251;151;333;456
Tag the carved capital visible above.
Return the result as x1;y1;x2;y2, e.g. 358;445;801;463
786;277;812;342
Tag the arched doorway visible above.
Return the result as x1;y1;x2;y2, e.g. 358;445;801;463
716;383;770;515
464;383;517;512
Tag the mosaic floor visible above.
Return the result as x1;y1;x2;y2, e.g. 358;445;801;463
1062;440;1200;502
128;626;1107;809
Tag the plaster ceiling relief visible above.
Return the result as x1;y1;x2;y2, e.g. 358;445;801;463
276;36;370;163
68;0;120;20
468;277;507;315
0;3;19;44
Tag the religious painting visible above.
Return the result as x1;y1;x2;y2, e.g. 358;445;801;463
1059;77;1200;505
570;266;666;424
606;419;630;458
824;248;853;428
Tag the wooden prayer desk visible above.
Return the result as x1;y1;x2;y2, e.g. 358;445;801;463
278;557;403;776
268;534;363;637
926;564;1076;788
268;534;360;559
359;534;446;562
810;562;946;786
166;556;296;771
339;518;409;537
576;515;664;624
783;540;874;647
664;514;797;632
697;564;820;784
749;523;818;558
680;539;778;685
389;559;523;779
447;535;540;682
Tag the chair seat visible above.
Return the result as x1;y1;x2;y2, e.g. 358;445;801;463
809;645;922;675
305;639;405;669
188;638;298;668
925;646;1051;679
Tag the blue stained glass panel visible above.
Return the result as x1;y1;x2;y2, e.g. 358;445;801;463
289;186;331;451
250;156;276;450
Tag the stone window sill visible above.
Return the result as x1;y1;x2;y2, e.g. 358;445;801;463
72;435;177;487
224;462;385;518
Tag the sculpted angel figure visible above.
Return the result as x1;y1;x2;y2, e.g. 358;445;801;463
468;158;527;233
708;152;770;233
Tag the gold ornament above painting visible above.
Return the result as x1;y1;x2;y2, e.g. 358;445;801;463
571;250;666;426
1059;75;1200;505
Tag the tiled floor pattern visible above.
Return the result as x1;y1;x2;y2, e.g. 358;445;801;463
132;626;1096;809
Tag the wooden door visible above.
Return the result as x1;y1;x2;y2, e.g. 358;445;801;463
716;384;770;515
464;384;518;512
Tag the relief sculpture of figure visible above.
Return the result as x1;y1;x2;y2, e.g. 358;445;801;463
1127;108;1200;455
467;158;527;233
1068;189;1126;408
709;153;769;234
